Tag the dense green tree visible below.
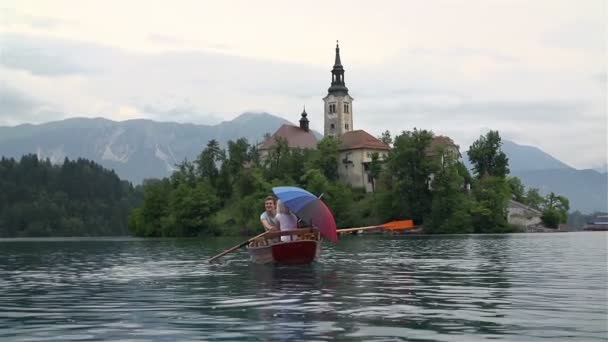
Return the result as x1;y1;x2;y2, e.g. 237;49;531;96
309;137;340;182
226;138;250;179
541;192;569;227
426;156;473;234
368;152;382;193
167;182;219;236
195;139;223;185
385;128;436;224
264;137;291;180
507;176;526;202
467;130;510;179
379;130;393;146
524;188;544;210
470;176;511;233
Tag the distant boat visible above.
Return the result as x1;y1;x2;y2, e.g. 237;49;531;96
247;228;321;264
583;215;608;231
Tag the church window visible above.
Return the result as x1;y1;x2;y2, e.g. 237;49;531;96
344;103;349;113
330;123;335;130
329;103;336;113
345;124;349;130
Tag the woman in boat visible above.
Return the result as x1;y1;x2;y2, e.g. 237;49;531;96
260;195;278;232
276;199;298;242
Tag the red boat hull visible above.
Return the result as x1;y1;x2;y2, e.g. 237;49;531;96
247;240;320;264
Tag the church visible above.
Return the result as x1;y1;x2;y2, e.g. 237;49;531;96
258;42;391;192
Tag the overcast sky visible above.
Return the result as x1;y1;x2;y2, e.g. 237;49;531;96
0;0;606;169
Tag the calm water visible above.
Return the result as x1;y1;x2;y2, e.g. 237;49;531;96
0;233;606;341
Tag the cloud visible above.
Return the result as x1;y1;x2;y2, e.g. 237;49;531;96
141;103;222;124
0;33;122;76
404;47;520;63
0;7;75;30
358;99;586;123
542;23;607;52
1;31;605;169
0;85;67;126
0;85;43;125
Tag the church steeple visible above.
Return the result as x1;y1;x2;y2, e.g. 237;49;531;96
328;40;348;95
299;105;309;132
323;41;353;138
334;40;342;66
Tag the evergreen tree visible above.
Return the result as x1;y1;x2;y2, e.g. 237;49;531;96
467;130;509;179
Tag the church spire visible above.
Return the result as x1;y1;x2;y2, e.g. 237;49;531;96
334;40;342;67
299;105;309;132
328;40;348;95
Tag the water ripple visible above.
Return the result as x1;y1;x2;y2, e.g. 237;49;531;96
0;233;606;341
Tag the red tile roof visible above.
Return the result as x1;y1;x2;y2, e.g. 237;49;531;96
339;130;390;151
426;135;461;157
258;124;318;150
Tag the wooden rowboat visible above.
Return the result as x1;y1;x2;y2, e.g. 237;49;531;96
247;228;321;264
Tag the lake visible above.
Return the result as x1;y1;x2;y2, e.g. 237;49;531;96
1;232;606;341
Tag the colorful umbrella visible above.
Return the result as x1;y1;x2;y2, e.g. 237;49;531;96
272;186;338;243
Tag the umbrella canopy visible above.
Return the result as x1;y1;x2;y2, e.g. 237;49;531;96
272;186;338;243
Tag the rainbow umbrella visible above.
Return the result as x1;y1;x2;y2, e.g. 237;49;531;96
272;186;338;243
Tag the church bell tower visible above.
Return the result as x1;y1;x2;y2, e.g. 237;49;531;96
323;41;354;138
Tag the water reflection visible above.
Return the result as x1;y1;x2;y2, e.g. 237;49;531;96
0;233;606;341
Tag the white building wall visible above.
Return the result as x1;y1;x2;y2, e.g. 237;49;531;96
338;148;388;192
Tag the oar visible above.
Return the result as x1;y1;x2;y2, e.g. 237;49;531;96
337;220;415;234
207;231;269;263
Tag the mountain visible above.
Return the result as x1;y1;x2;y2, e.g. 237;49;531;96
463;140;607;213
513;168;606;214
593;163;608;173
0;113;321;184
500;140;573;172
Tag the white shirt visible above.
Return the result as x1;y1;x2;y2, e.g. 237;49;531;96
276;213;298;242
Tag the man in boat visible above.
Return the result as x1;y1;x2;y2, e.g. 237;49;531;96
260;195;279;232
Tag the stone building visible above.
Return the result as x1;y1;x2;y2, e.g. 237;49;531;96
507;199;542;228
338;130;390;192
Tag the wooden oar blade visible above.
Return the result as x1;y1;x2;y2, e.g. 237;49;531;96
381;220;415;230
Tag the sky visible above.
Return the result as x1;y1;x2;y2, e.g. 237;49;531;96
0;0;606;169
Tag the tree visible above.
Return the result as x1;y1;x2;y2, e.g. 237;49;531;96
368;152;383;193
168;182;219;236
386;128;436;224
507;176;525;202
195;139;224;186
379;130;393;146
264;137;291;180
310;137;340;182
524;188;544;210
226;138;250;179
542;192;569;227
426;154;473;234
467;130;510;179
470;176;511;233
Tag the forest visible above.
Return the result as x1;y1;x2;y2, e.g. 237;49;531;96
0;155;142;237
